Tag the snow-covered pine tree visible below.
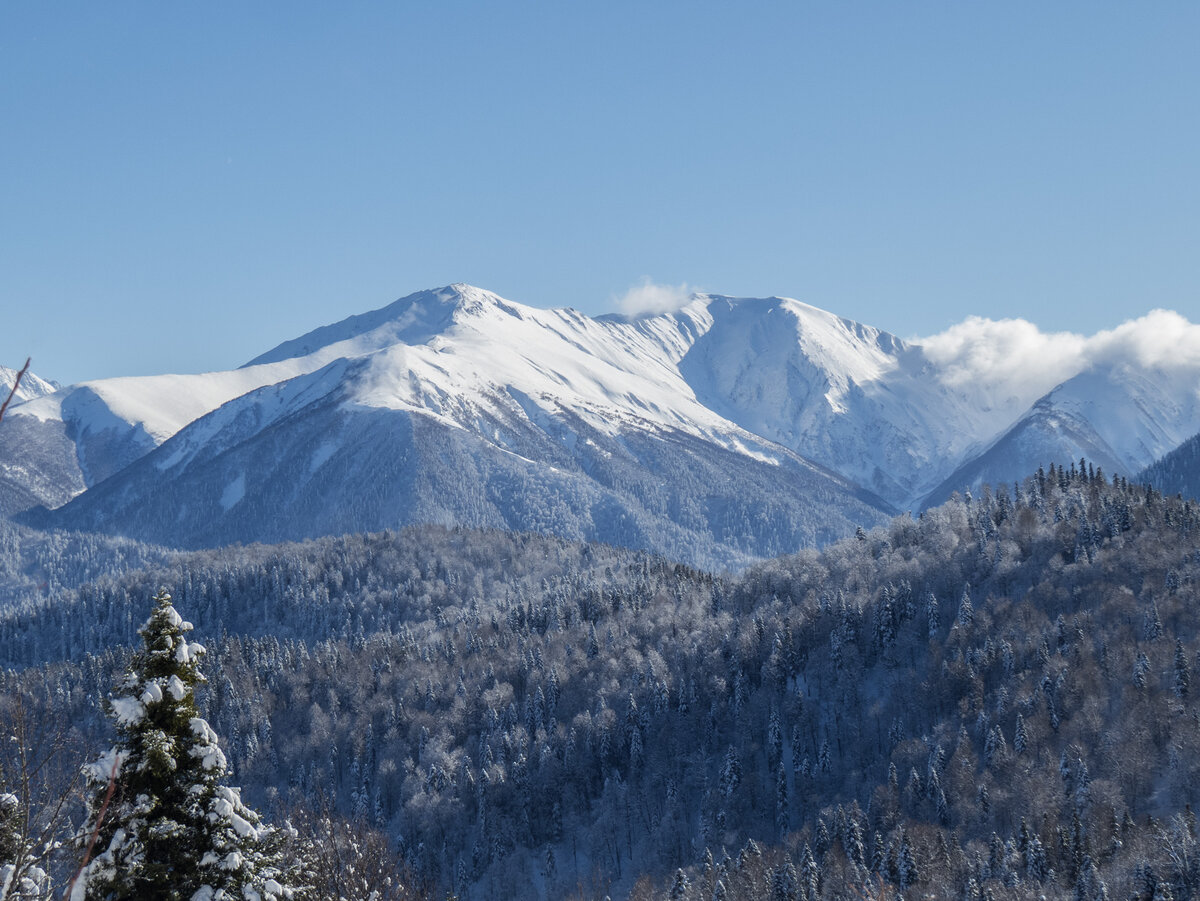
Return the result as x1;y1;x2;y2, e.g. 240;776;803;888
955;585;974;628
896;828;919;891
1;791;50;901
668;867;690;900
1174;640;1190;699
75;590;296;900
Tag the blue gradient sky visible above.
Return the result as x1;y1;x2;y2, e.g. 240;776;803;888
3;3;1199;384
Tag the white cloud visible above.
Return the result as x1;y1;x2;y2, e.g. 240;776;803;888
918;316;1087;400
917;308;1200;402
1087;309;1200;372
613;278;693;317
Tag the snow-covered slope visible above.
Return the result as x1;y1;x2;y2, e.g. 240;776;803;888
649;296;1036;508
12;284;1200;563
923;397;1126;507
239;286;756;448
41;288;893;568
0;364;66;515
0;345;387;515
925;361;1200;505
1052;363;1200;473
1;364;55;405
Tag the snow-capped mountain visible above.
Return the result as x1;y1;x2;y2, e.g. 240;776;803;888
1;363;55;405
925;360;1200;505
0;363;62;515
659;296;1039;508
23;287;894;569
0;347;387;515
8;284;1200;565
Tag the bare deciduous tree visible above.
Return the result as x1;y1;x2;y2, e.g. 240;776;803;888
0;358;31;425
0;693;84;900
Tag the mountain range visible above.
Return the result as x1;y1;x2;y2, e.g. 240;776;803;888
3;284;1199;568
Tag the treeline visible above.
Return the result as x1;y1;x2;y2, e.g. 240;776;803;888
1142;429;1200;503
6;462;1200;899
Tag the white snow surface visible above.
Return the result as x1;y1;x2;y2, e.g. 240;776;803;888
110;696;145;727
1039;363;1200;474
84;748;127;783
139;681;163;706
337;288;740;442
20;284;1200;513
0;364;55;405
167;674;188;700
190;717;227;771
10;356;342;441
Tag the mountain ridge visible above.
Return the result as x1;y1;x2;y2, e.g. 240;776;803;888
6;284;1200;564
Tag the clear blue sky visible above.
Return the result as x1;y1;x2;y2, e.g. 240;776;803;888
3;3;1199;384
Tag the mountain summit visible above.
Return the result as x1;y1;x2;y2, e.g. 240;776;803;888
244;284;492;368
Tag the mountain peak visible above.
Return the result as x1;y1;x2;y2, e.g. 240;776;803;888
0;364;56;405
442;282;498;302
243;284;518;369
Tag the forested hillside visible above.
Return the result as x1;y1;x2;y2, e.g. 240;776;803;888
0;517;176;612
1142;430;1200;504
6;462;1200;899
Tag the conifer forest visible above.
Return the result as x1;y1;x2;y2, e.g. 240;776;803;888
6;462;1200;899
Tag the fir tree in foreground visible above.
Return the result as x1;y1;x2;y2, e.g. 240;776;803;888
1;790;50;900
75;590;296;901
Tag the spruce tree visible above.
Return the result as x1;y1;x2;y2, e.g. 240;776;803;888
668;867;690;900
896;828;919;890
1175;640;1191;699
956;585;974;628
75;590;296;900
0;792;20;869
1;791;50;901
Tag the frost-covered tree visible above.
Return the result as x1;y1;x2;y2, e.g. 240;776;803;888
668;867;690;900
1;694;78;901
1175;640;1191;700
955;585;973;628
719;746;742;798
75;590;296;900
1;791;50;901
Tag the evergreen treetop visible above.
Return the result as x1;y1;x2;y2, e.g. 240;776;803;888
76;589;295;901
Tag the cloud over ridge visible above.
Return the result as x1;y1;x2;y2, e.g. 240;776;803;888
613;278;694;317
917;308;1200;403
